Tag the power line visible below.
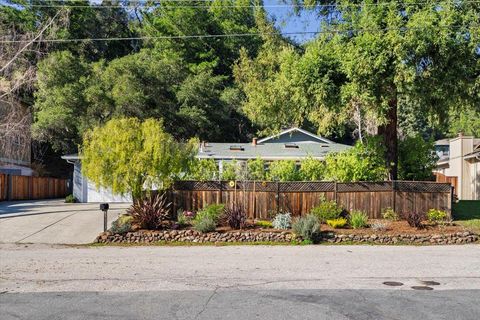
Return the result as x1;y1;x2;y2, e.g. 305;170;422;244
12;0;480;9
1;25;477;43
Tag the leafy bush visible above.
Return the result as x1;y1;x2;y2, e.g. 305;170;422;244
382;207;398;221
323;137;388;182
267;160;299;181
220;161;239;180
404;212;425;229
65;194;77;203
195;204;225;223
426;209;448;223
110;215;133;234
349;210;368;229
371;221;389;232
299;157;325;181
310;201;343;223
127;193;172;230
292;214;320;241
272;212;292;229
193;216;217;233
255;220;273;228
326;218;347;229
186;158;218;181
247;158;267;180
222;206;247;229
398;135;437;181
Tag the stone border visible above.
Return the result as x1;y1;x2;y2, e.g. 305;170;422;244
95;229;479;245
321;231;479;245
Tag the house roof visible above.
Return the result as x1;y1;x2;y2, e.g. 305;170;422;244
199;128;351;161
257;127;333;144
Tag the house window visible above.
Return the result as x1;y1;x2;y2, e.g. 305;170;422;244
284;143;299;149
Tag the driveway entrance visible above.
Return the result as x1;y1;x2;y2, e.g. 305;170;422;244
0;200;130;244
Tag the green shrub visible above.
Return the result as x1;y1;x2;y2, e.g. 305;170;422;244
310;201;343;223
65;194;77;203
272;212;292;229
427;209;448;223
267;160;299;181
110;214;133;234
326;218;347;229
255;220;273;228
292;214;320;241
349;210;368;229
382;207;398;221
193;215;217;233
195;204;224;223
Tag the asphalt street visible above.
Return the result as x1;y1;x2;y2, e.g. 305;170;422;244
1;244;479;319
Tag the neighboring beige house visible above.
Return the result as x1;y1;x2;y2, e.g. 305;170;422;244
434;133;480;200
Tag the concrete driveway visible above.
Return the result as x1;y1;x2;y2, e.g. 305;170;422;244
0;200;130;244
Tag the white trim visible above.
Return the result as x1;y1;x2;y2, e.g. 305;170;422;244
257;127;333;144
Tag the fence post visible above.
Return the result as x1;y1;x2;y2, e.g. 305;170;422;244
276;181;280;215
334;181;338;203
253;181;256;220
218;181;222;204
449;185;454;219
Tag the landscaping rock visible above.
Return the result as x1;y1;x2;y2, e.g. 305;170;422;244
95;229;479;245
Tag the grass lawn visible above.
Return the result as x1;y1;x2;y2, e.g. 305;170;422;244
453;200;480;232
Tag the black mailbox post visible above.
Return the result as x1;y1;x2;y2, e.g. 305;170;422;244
100;203;109;232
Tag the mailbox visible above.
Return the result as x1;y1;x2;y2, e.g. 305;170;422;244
100;203;109;211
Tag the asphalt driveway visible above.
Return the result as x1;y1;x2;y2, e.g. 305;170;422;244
0;200;130;244
1;244;480;320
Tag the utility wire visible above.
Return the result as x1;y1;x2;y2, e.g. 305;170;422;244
12;0;480;9
1;25;477;44
0;11;62;72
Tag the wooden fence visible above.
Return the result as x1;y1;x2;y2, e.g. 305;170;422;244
434;172;458;194
0;173;69;201
170;180;453;219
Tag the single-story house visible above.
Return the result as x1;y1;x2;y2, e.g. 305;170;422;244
63;127;350;203
61;154;132;203
199;127;351;164
434;133;480;200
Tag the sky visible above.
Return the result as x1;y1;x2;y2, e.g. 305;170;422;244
263;0;320;43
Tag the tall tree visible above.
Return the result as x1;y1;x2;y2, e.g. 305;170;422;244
236;1;480;179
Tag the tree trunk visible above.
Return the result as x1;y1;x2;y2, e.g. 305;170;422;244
378;98;398;180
